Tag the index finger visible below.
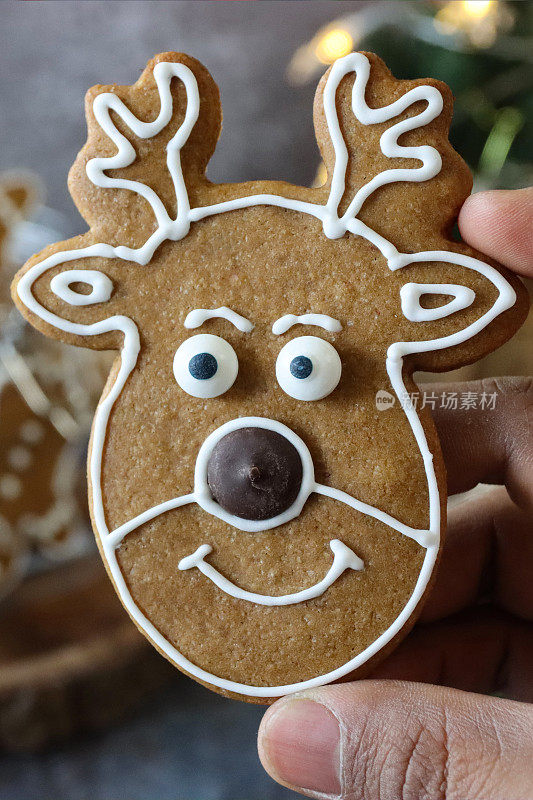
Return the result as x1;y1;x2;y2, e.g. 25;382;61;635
432;377;533;509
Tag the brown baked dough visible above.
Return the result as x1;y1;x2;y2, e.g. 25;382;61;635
11;53;528;702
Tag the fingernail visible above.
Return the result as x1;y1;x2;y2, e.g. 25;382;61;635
261;698;341;796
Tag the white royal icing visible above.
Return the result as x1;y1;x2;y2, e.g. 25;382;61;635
178;539;363;606
184;307;254;333
16;53;517;697
272;313;342;335
400;282;476;322
19;419;46;445
8;446;32;472
0;474;22;501
50;269;113;306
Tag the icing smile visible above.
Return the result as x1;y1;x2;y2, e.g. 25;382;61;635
178;539;364;606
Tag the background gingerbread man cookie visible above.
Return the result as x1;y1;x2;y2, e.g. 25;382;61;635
0;174;43;596
12;52;528;701
0;173;93;565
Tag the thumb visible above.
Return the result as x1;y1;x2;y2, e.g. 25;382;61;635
258;681;533;799
458;187;533;277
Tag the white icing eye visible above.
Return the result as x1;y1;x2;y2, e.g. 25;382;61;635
173;334;238;399
276;336;341;401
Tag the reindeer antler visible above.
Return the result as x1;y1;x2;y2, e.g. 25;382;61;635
73;52;446;262
85;62;199;252
67;53;221;258
322;52;444;230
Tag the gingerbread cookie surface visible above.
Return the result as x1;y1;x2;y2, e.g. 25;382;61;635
12;52;528;701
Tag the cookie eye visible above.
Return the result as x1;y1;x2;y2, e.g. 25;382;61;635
173;334;238;398
276;336;341;401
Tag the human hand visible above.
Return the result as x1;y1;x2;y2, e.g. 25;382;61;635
258;188;533;800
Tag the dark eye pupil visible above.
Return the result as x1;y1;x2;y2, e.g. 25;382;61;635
189;352;218;380
290;355;313;380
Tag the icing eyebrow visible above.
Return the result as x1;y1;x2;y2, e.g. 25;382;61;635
184;307;254;333
272;314;342;336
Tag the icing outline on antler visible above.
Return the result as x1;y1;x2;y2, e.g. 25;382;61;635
88;62;199;245
323;54;443;234
84;53;444;255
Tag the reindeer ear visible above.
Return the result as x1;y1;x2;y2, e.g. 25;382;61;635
11;238;134;353
68;53;221;247
390;249;529;373
313;52;470;246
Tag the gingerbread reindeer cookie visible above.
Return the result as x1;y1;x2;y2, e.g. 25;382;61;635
12;53;528;701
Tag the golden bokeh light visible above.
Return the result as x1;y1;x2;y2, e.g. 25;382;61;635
462;0;494;19
433;0;510;48
314;28;353;64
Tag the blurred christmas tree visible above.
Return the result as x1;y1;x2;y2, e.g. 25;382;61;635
288;0;532;191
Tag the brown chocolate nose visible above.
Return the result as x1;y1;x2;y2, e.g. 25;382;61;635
206;427;303;521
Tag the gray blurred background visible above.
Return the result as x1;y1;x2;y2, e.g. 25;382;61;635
1;1;365;236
